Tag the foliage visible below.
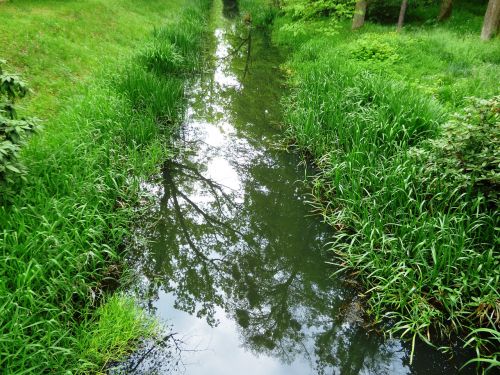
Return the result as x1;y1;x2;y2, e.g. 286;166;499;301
279;17;344;36
349;33;400;63
0;60;38;185
413;95;499;209
281;0;355;21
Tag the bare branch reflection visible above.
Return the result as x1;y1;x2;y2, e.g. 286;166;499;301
127;149;412;374
122;6;471;374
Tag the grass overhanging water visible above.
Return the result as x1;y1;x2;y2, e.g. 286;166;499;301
270;0;499;370
0;0;211;372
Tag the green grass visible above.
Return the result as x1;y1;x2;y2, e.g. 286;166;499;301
273;0;499;368
78;294;160;374
274;4;500;112
0;0;188;118
0;0;211;372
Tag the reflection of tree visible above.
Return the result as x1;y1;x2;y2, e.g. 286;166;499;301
109;332;189;375
125;16;459;375
222;0;239;19
129;149;406;374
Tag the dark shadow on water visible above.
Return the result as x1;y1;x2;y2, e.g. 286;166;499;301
222;0;239;18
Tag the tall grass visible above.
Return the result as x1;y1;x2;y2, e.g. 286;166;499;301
139;7;208;75
275;1;499;368
0;0;211;372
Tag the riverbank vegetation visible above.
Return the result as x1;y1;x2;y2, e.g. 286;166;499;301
269;0;499;370
0;0;210;372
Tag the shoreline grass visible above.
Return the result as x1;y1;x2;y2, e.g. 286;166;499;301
271;0;499;369
0;0;211;372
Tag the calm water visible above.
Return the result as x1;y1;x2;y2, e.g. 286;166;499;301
117;2;473;374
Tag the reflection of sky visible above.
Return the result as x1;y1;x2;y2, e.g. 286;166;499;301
125;9;473;375
214;28;241;89
155;291;313;375
152;292;411;375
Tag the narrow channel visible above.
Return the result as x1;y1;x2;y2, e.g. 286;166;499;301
119;1;473;373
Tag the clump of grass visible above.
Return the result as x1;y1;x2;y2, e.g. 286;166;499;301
78;294;160;374
275;0;499;367
123;0;211;126
118;67;184;130
152;17;206;68
139;39;186;75
139;14;207;75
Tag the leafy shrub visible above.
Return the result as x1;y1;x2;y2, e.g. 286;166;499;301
349;33;400;63
282;0;355;21
0;60;38;184
413;95;500;209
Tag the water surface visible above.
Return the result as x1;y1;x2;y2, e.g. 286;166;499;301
121;3;473;374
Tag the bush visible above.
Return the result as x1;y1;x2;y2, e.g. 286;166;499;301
414;95;500;209
281;0;355;21
349;33;400;63
0;60;39;185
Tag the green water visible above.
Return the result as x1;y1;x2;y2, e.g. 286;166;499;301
121;2;474;374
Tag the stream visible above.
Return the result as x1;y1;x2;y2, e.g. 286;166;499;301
116;1;474;374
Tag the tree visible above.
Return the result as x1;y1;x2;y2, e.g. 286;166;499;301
481;0;500;40
352;0;367;30
397;0;408;32
437;0;453;22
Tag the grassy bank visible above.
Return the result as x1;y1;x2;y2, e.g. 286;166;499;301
0;0;188;118
271;0;499;369
0;0;211;372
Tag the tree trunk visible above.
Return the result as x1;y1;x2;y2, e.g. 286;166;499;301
481;0;500;40
352;0;367;30
437;0;453;22
397;0;409;32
